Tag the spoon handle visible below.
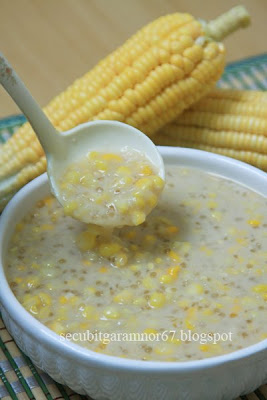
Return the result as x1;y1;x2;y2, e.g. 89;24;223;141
0;52;61;155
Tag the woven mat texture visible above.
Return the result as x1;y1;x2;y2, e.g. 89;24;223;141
0;53;267;400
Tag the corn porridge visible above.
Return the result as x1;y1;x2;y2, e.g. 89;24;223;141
6;166;267;361
59;149;164;226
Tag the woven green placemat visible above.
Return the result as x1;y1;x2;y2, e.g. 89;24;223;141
0;54;267;400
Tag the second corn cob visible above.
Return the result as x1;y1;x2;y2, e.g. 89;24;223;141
156;88;267;171
0;6;250;209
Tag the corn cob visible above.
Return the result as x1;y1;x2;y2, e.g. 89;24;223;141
0;6;250;209
156;89;267;171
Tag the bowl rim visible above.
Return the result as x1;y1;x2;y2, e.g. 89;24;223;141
0;146;266;373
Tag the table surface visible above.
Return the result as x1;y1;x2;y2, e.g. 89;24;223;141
0;0;266;118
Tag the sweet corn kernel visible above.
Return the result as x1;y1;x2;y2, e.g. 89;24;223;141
87;151;99;160
247;219;261;228
64;201;78;215
135;177;152;190
59;296;68;304
208;192;217;198
56;306;68;321
236;237;248;246
255;269;263;276
113;252;128;267
131;211;146;226
31;262;40;270
207;200;218;209
252;284;267;293
142;277;156;289
95;194;110;205
82;305;98;320
43;196;55;207
230;304;241;315
165;225;179;234
167;266;180;277
154;343;174;355
116;166;131;176
130;244;138;252
82;259;92;267
200;246;213;256
99;266;108;273
98;242;121;257
94;160;107;172
144;234;156;245
124;230;137;240
147;194;158;208
104;307;120;319
65;170;80;184
113;289;133;304
40;224;54;231
77;231;97;251
84;286;96;295
79;322;89;330
152;175;165;190
133;297;147;307
47;321;65;335
143;328;158;335
185;320;195;330
133;193;145;208
60;182;69;190
140;165;153;176
130;264;141;272
211;211;222;222
26;277;40;289
186;283;204;295
203;308;213;316
241;297;257;307
50;209;63;222
149;292;166;308
199;344;222;353
228;246;237;254
167;336;181;345
160;274;176;284
119;176;134;186
168;251;181;261
155;216;172;225
226;267;240;275
177;299;189;308
116;201;130;214
214;281;229;292
102;153;123;162
187;307;196;319
69;296;79;305
79;174;94;187
15;223;24;232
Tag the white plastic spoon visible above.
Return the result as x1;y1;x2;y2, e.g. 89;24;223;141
0;52;165;211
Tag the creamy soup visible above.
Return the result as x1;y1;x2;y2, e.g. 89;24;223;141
59;149;164;226
6;166;267;361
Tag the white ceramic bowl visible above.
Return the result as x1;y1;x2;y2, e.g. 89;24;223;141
0;147;266;400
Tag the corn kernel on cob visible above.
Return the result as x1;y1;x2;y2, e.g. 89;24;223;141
156;88;267;170
0;7;250;208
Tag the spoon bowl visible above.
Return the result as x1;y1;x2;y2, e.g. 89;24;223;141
48;120;165;205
